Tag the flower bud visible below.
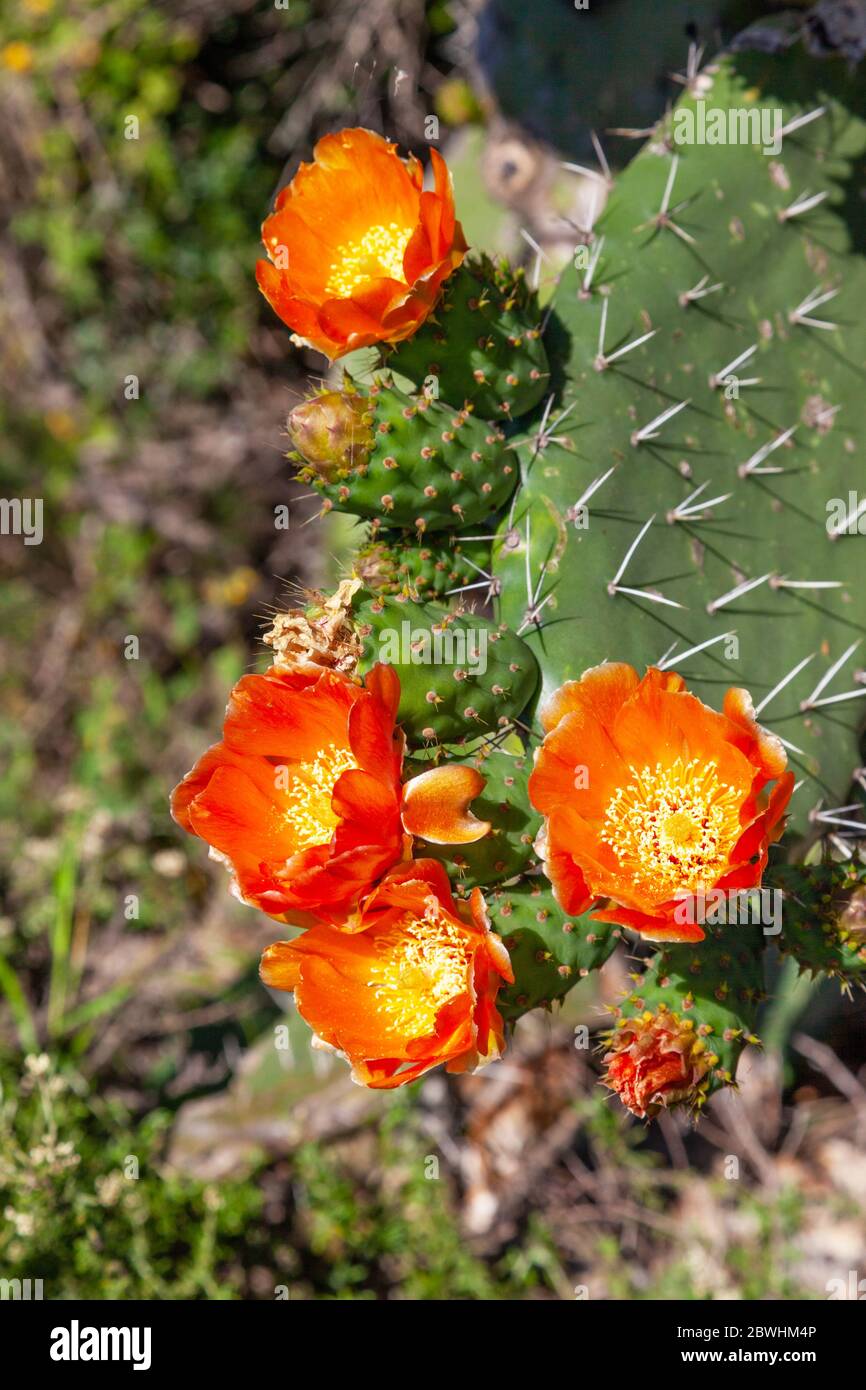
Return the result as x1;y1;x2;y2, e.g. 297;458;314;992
601;1006;713;1118
287;390;373;482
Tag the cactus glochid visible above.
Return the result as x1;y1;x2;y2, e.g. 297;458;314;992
174;19;866;1116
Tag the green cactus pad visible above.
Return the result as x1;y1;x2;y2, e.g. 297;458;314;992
487;878;618;1019
352;589;539;745
494;46;866;838
769;861;866;989
296;377;515;531
386;256;550;420
355;529;492;602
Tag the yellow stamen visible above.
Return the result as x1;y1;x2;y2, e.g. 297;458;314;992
284;743;357;850
370;903;471;1038
601;756;742;899
326;222;413;298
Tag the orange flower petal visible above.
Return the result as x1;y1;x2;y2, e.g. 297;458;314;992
317;281;412;349
401;764;491;844
363;660;401;723
172;664;406;924
590;902;706;943
171;741;232;833
470;887;514;983
223;668;357;761
186;764;298;864
611;676;752;791
256;127;464;359
530;665;791;940
538;661;641;734
255;261;344;356
722;686;789;782
352;856;459;926
257;863;511;1089
529;707;630;820
347;663;403;776
331;767;400;823
259;940;302;992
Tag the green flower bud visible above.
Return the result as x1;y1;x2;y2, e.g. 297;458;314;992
287;389;373;483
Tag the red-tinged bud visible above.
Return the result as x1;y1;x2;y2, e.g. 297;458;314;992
601;1006;713;1118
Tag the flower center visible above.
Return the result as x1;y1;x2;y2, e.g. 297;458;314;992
283;743;357;850
326;222;413;298
370;904;471;1039
601;756;743;900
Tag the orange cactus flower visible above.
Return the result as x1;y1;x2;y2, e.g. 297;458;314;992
259;860;513;1088
256;127;467;360
171;663;489;926
601;1007;713;1118
528;664;794;942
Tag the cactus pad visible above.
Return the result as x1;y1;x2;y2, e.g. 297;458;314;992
488;878;618;1019
495;50;866;837
386;256;550;420
353;588;539;745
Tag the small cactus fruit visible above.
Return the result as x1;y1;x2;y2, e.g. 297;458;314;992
488;879;617;1020
353;589;539;745
604;925;767;1116
408;741;542;888
769;861;866;989
386;255;550;420
355;529;491;602
290;377;515;531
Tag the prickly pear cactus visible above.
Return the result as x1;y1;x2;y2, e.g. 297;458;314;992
386;256;550;420
490;880;618;1019
290;377;515;530
353;589;539;743
355;530;491;601
241;14;866;1119
495;48;866;840
769;861;866;988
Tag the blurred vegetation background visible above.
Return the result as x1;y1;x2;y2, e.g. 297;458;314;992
1;0;864;1300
